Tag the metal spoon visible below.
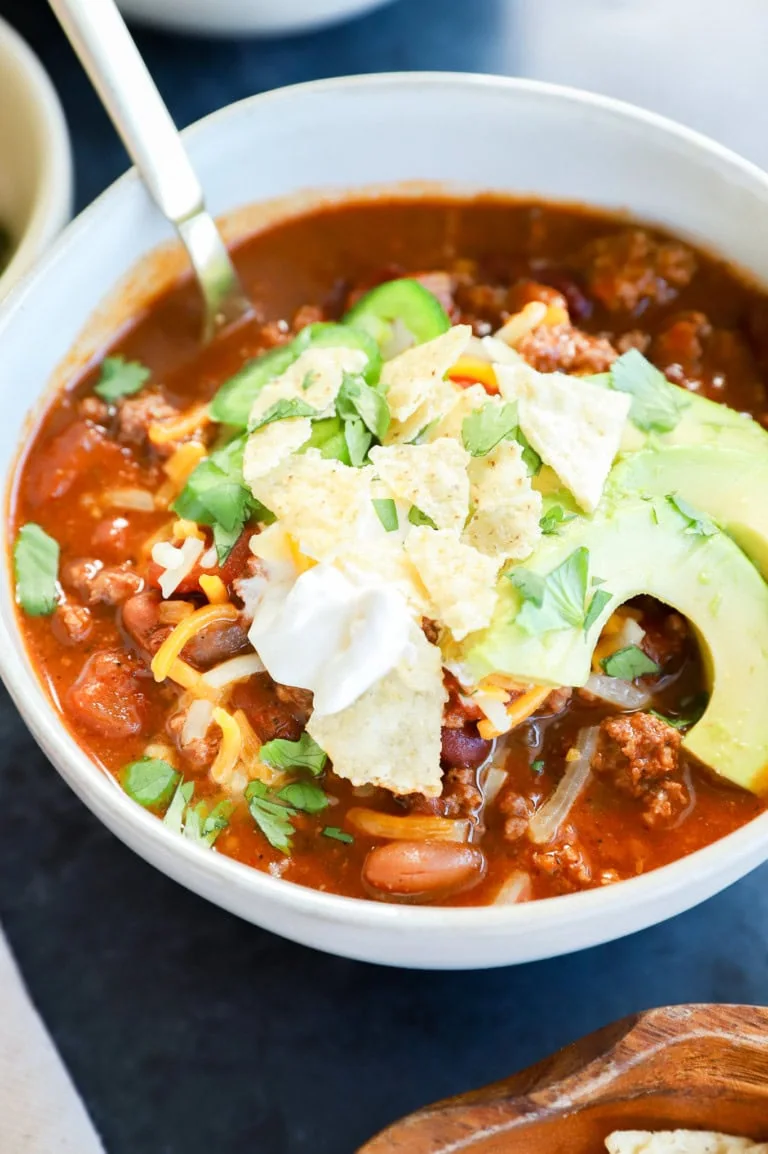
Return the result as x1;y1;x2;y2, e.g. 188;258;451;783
48;0;251;342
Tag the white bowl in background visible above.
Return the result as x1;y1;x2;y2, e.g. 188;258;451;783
0;16;72;299
117;0;396;36
2;74;768;969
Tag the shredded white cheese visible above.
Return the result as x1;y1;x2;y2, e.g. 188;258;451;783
151;536;205;598
201;653;266;689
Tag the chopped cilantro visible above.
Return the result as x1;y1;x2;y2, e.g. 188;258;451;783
516;429;542;476
245;780;296;854
162;780;231;847
531;759;545;775
408;505;438;530
511;547;605;634
249;397;318;432
650;693;707;731
305;416;351;463
121;757;179;807
461;401;519;457
94;355;150;402
609;349;688;433
13;523;59;616
583;587;613;634
301;370;318;392
666;493;718;537
601;645;660;680
259;732;328;776
323;826;354;844
539;505;577;536
372;498;399;532
405;419;438;446
337;372;390;442
343;414;373;467
278;781;329;814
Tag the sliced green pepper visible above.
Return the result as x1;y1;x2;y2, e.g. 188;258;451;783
209;322;382;429
343;278;451;350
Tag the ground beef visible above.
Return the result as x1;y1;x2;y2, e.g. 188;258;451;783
506;279;569;314
497;790;533;842
640;610;689;668
51;601;92;646
121;591;171;658
274;684;314;725
652;310;711;385
516;322;618;374
577;229;696;314
25;420;124;506
291;304;325;332
229;676;304;744
167;709;220;772
405;765;483;819
412;271;457;316
541;687;573;715
616;329;652;355
115;390;178;448
78;396;110;425
62;558;144;606
532;840;592;891
592;712;688;828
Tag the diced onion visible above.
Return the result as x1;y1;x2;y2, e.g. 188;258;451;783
380;317;415;360
181;698;214;745
104;488;156;512
584;674;651;710
234;574;267;620
199;546;217;569
483;766;507;804
473;691;513;734
201;653;266;689
463;335;494;362
528;726;599;846
346;807;470;843
152;536;204;598
492;871;532;905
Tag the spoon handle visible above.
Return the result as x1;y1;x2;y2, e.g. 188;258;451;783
49;0;203;225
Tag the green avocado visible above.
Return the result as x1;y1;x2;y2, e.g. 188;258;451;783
459;497;768;793
610;446;768;578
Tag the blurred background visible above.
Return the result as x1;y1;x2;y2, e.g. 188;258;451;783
1;1;768;1152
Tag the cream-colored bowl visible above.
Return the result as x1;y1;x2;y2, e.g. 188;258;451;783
2;74;768;969
0;17;72;299
117;0;396;35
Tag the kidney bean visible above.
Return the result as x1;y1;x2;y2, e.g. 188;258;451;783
362;841;485;901
440;726;491;768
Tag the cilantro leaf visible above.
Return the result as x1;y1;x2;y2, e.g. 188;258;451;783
246;780;296;854
94;355;150;402
259;732;328;776
601;645;661;680
337;372;390;441
531;759;545;775
343;414;373;467
323;826;354;844
372;498;399;532
511;547;593;634
408;505;438;530
405;419;438;446
161;780;231;848
516;429;542;476
650;693;707;731
120;757;179;807
278;781;329;814
583;587;613;634
666;493;718;537
209;344;298;428
539;505;578;535
14;523;60;616
249;397;318;433
609;349;688;433
305;416;351;464
461;401;519;457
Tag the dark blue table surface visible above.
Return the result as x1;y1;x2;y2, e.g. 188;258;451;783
1;2;767;1151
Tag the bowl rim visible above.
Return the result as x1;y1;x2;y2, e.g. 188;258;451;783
0;15;73;296
3;70;768;943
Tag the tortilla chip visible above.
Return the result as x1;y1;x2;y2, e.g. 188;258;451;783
243;417;312;483
369;438;470;533
382;325;472;422
406;526;500;640
464;439;542;560
249;345;367;426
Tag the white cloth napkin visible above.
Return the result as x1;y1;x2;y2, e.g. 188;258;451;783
0;929;105;1153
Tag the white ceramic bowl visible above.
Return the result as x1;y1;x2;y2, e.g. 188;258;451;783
0;17;72;299
2;74;768;970
118;0;395;36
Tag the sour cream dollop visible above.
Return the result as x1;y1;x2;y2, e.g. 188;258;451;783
247;563;415;716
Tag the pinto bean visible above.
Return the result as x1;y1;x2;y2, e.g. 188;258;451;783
362;841;485;900
65;650;150;738
440;727;491;768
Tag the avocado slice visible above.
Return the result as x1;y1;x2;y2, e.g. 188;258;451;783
458;497;768;793
611;446;768;578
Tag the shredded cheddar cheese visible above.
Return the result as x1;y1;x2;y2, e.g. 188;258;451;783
209;707;243;785
447;357;498;393
477;685;552;739
163;441;207;487
232;710;284;786
172;519;206;542
199;574;229;604
151;603;239;683
148;404;211;447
